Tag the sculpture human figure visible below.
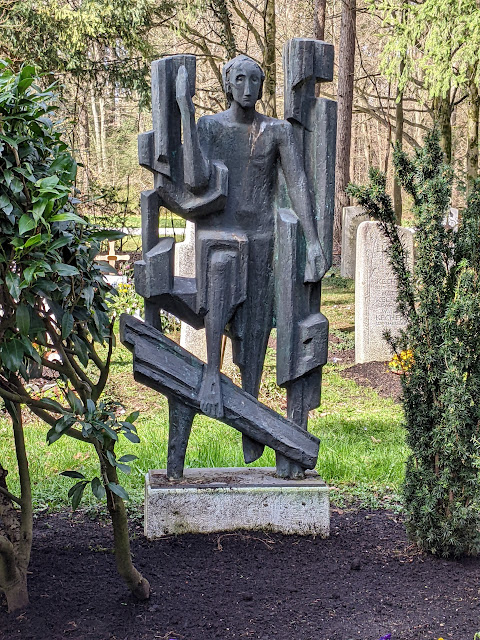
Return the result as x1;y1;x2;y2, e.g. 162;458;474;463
175;55;327;456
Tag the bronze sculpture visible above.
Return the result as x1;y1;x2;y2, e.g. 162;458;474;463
121;38;337;480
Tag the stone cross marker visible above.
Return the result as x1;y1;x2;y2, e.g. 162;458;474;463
355;221;415;363
340;206;369;279
121;39;337;480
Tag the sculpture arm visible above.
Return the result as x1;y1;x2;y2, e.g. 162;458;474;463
278;122;328;282
176;65;211;193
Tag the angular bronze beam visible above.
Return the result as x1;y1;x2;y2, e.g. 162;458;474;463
120;315;320;471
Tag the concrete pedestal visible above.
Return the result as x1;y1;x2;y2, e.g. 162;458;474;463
144;467;330;539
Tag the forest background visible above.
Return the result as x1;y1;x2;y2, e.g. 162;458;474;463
1;0;478;254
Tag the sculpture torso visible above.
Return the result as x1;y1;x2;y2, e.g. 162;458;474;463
197;111;289;236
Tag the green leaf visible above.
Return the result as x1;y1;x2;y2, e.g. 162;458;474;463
118;454;138;463
54;263;79;277
51;212;86;225
6;271;21;298
18;77;34;92
69;481;87;511
107;482;129;500
39;398;65;413
125;410;140;424
67;389;83;415
106;450;116;466
32;199;47;221
23;265;36;284
123;430;140;444
18;215;36;235
19;64;35;81
81;286;94;307
36;175;59;189
16;304;30;335
86;398;96;415
116;463;131;475
0;194;13;216
10;177;23;194
71;334;89;366
90;229;125;240
0;133;18;149
91;476;106;500
46;426;62;444
1;339;25;371
48;236;71;251
102;424;118;441
24;233;43;249
61;470;85;479
53;414;76;435
61;312;74;339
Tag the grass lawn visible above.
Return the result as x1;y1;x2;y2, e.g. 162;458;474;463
0;274;408;512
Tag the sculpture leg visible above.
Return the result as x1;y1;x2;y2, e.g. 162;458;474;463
167;397;196;480
276;370;322;478
276;378;309;478
199;249;239;419
230;236;274;463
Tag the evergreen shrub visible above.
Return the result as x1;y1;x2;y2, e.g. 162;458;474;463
348;131;480;557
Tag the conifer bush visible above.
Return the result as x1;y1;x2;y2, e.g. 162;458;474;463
348;131;480;557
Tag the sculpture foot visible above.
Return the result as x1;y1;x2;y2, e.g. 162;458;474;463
199;368;224;419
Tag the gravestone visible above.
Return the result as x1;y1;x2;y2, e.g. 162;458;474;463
340;206;369;279
355;221;415;363
444;207;459;231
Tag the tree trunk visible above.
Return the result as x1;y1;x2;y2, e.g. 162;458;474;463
212;0;236;58
466;71;479;196
393;59;405;224
90;89;102;176
433;90;452;163
99;95;108;176
314;0;326;40
79;105;91;195
98;444;150;600
0;535;28;613
314;0;327;97
0;402;32;613
263;0;277;117
334;0;356;254
362;116;372;168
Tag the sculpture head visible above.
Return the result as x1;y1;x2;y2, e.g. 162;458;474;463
222;55;265;108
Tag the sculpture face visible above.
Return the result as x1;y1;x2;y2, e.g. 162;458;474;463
228;60;262;109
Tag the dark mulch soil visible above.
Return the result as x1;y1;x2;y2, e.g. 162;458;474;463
1;509;479;640
328;333;402;402
341;361;403;402
1;348;471;638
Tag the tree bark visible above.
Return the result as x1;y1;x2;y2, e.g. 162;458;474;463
433;90;452;163
0;403;32;613
99;94;108;175
314;0;326;40
334;0;356;255
211;0;236;58
314;0;327;97
0;535;28;613
90;89;102;175
393;59;405;224
466;70;479;196
263;0;277;117
98;444;150;600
